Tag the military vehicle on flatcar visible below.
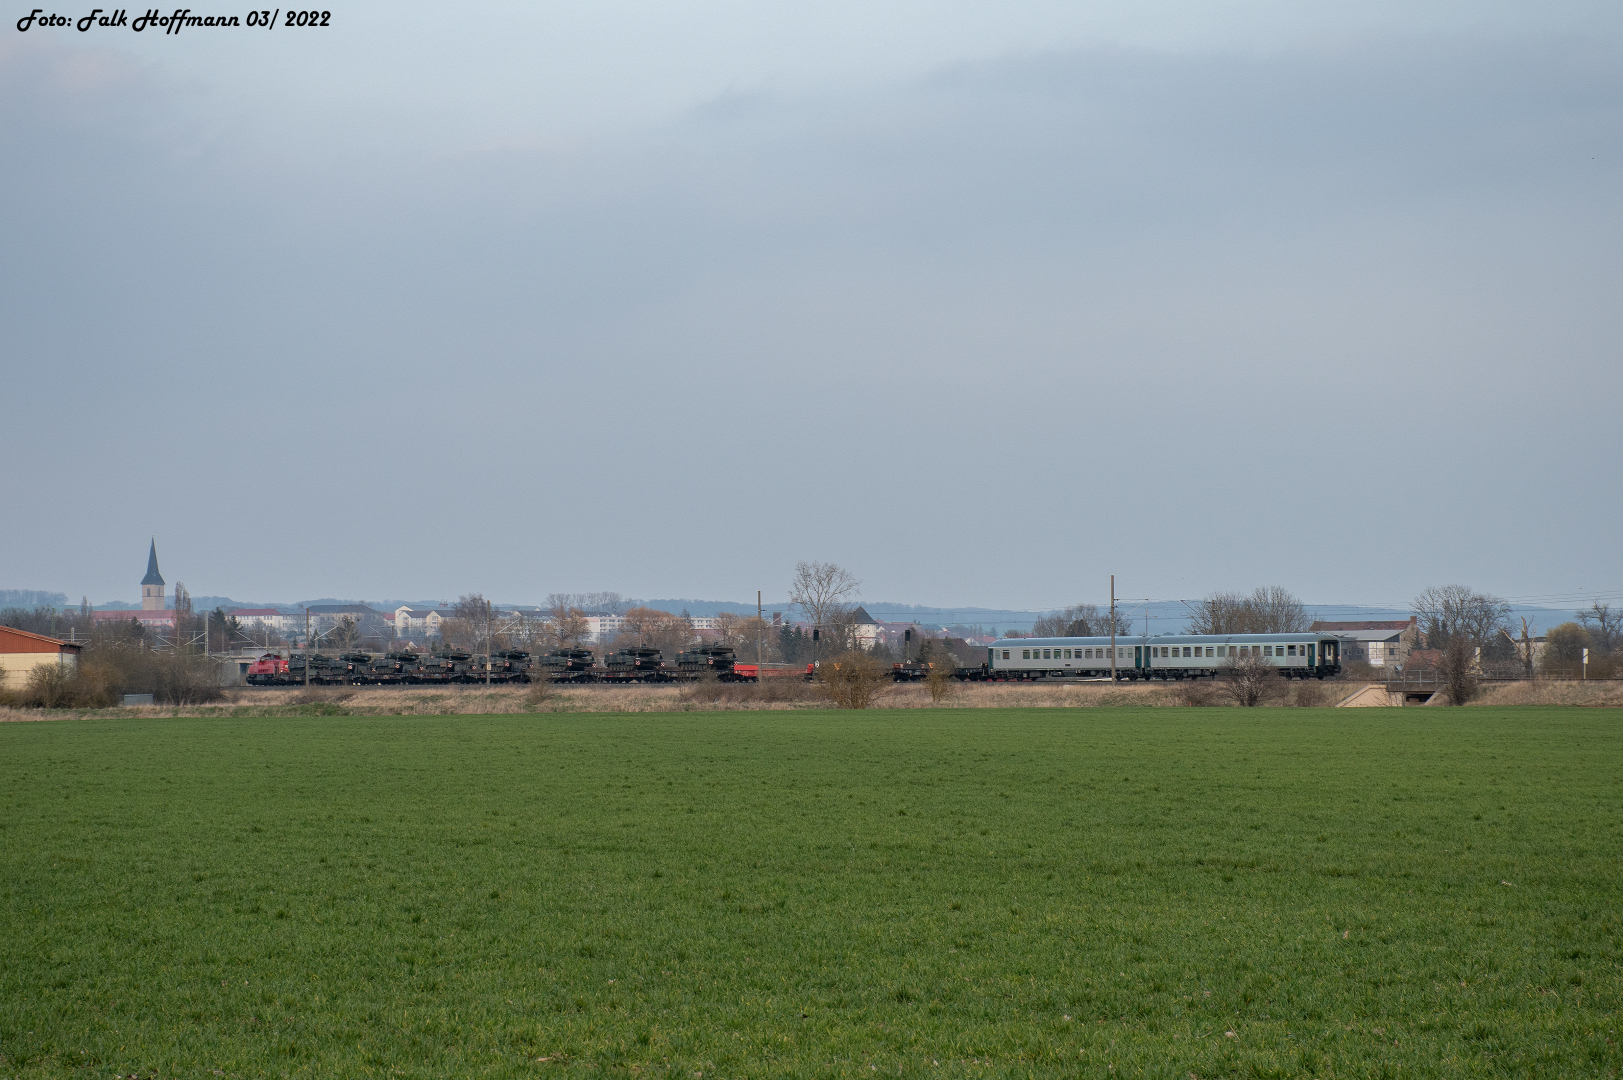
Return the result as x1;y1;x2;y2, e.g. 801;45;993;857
676;644;736;678
605;646;668;680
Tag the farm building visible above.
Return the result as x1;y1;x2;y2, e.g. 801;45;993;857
0;625;83;688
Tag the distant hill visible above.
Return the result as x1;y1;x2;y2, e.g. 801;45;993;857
0;590;69;608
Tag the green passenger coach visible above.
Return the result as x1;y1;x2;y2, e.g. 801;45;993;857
985;633;1341;681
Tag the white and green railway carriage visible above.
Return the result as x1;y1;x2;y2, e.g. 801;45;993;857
987;633;1341;680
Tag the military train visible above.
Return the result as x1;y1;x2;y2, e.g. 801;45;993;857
244;644;814;686
245;631;1343;687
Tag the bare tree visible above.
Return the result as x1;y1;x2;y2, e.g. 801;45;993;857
1187;587;1307;635
546;592;635;615
1577;602;1620;656
1187;591;1247;635
1249;586;1308;633
448;594;495;653
1031;603;1132;638
1435;635;1479;704
544;600;590;648
1412;585;1510;650
173;582;197;646
1220;651;1279;707
617;606;698;657
818;650;890;709
916;639;959;704
327;615;361;652
25;663;77;708
789;561;860;647
1513;617;1537;679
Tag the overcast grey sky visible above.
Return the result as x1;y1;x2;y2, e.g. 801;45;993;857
3;0;1620;610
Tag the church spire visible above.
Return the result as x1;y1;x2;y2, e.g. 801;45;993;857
141;537;165;586
140;538;167;612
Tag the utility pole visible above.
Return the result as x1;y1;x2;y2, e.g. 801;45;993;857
757;590;764;675
303;607;310;686
486;600;493;686
1110;574;1117;682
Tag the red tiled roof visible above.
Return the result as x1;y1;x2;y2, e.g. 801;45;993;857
93;610;174;624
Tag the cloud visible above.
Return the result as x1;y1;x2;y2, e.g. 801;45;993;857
3;33;1619;604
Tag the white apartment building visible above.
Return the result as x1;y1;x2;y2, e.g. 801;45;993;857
395;607;446;638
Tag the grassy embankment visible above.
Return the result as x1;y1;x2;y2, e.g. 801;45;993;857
1;708;1619;1077
5;676;1618;721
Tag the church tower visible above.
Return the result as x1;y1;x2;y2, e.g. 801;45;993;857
141;538;166;611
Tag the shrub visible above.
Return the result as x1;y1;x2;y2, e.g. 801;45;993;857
1172;680;1217;706
818;652;891;710
524;675;556;710
1293;681;1332;708
1220;654;1281;707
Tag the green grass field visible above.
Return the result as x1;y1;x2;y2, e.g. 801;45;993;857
2;708;1619;1078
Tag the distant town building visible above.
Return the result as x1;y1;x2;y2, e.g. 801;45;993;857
582;612;627;642
851;606;883;646
306;604;389;638
395;606;447;638
230;608;299;635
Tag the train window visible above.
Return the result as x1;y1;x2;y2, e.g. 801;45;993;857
1063;649;1072;659
1002;650;1010;659
1287;644;1297;656
1084;648;1093;659
1263;646;1273;656
1022;649;1031;659
1217;646;1226;657
1239;645;1249;656
1206;647;1215;657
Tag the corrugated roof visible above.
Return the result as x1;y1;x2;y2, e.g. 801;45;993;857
0;625;84;651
